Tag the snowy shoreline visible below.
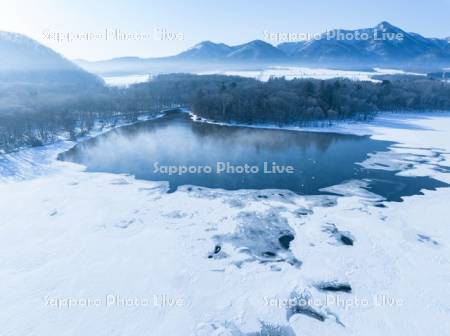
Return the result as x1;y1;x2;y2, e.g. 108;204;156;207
187;108;450;136
0;111;169;182
1;112;450;335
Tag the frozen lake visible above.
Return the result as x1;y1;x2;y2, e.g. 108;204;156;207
60;112;447;201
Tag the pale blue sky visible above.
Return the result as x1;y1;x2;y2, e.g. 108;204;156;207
1;0;449;60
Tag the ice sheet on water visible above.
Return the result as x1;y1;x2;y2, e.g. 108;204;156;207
1;112;450;335
212;210;302;268
320;180;383;201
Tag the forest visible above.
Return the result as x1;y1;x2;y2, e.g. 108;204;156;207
144;74;450;124
1;73;450;152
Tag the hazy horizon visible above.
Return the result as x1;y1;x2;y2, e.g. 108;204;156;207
1;0;449;61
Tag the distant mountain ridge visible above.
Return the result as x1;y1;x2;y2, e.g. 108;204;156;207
175;41;233;59
75;22;450;75
175;40;286;61
0;31;103;86
278;22;450;67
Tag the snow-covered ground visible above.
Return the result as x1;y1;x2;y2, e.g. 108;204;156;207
102;67;425;86
103;74;151;87
197;67;425;82
1;113;450;335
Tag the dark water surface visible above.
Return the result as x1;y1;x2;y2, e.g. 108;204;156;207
59;112;448;201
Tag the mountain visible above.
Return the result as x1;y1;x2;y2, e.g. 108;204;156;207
174;40;286;62
75;22;450;75
279;21;450;68
175;41;233;60
77;40;288;75
225;40;286;61
0;31;103;86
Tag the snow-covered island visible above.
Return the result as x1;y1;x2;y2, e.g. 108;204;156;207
1;112;450;336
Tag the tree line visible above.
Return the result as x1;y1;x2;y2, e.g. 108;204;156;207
0;82;174;152
1;73;450;152
143;74;450;125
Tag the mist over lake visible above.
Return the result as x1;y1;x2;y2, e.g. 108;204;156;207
60;112;447;201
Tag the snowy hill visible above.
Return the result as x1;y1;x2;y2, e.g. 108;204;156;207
0;31;102;86
226;40;286;61
175;41;233;59
175;40;286;62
